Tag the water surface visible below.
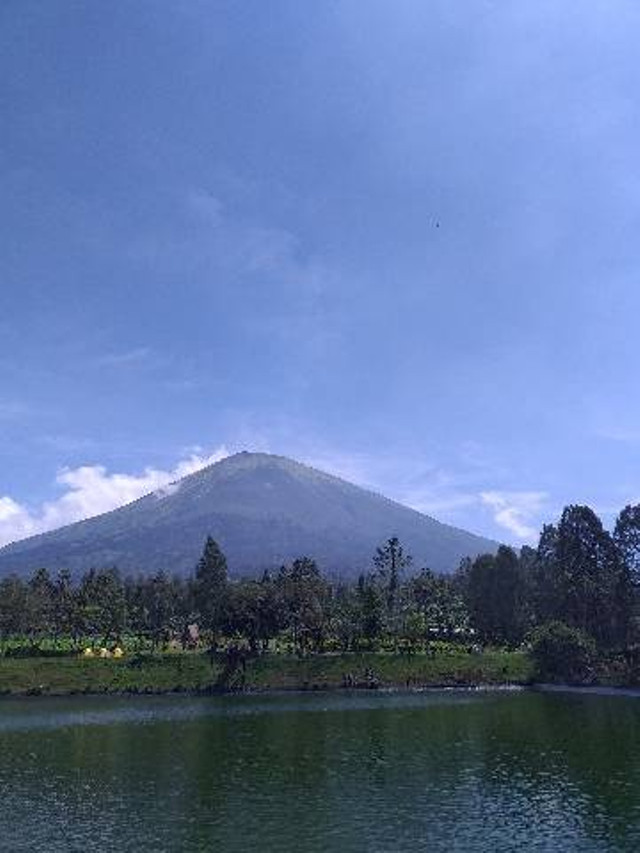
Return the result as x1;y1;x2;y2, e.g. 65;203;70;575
1;689;639;852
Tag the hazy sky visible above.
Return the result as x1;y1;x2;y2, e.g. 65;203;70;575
2;0;640;547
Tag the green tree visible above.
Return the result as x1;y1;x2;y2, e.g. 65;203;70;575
466;546;527;645
228;580;265;652
27;568;55;640
431;575;470;638
277;557;328;655
79;568;126;642
355;574;384;649
52;569;80;645
614;504;640;585
146;571;179;648
532;523;561;624
0;575;28;641
409;568;437;643
373;537;412;640
255;570;283;650
535;505;632;647
408;569;469;641
329;584;360;652
529;621;596;683
194;536;229;645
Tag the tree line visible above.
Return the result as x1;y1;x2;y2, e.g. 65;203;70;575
1;502;639;658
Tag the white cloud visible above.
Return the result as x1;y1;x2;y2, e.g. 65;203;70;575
0;446;229;548
480;490;548;541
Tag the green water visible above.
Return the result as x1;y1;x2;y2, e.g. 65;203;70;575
0;689;639;852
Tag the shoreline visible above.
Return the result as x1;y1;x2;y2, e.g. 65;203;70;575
0;680;531;701
3;650;639;700
532;682;640;698
3;682;640;702
0;648;532;698
0;678;535;699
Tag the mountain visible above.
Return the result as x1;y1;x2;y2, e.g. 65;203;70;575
0;452;498;578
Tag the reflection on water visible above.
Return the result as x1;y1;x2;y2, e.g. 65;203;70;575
0;690;639;852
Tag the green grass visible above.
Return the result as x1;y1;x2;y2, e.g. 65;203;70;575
0;654;219;696
0;647;533;697
244;648;532;690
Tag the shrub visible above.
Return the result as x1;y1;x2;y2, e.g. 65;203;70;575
529;621;596;683
3;645;75;659
613;645;640;686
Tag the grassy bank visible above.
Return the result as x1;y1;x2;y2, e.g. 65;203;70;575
0;647;533;697
0;654;216;697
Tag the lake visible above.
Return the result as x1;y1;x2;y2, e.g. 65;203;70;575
0;689;639;852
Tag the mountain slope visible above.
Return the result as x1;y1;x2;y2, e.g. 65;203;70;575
0;452;499;578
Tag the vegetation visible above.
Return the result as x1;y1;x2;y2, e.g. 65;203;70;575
529;621;596;683
1;501;640;694
0;647;532;697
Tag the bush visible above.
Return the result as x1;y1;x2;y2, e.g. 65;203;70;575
609;645;640;686
529;621;596;683
3;645;75;659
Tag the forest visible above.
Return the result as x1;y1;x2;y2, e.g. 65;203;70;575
1;503;639;684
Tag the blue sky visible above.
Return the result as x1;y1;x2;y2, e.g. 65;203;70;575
1;0;640;547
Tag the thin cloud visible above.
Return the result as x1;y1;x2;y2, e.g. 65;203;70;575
304;447;479;523
131;188;344;364
96;347;153;368
187;189;223;226
594;425;640;444
480;490;548;542
0;400;31;421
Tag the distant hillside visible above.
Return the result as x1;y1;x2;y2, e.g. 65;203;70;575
0;452;499;578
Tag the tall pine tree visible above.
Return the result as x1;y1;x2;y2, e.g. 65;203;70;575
194;536;229;644
614;505;640;585
373;536;412;637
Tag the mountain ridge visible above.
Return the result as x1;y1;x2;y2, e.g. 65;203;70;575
0;451;499;578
